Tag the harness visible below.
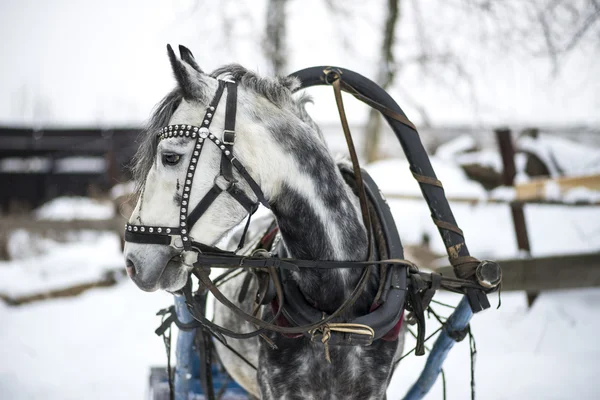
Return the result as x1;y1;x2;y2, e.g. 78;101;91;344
126;71;501;340
129;68;502;400
124;77;415;347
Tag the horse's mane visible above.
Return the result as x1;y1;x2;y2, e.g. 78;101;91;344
132;65;319;192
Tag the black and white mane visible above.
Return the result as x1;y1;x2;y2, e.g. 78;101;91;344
125;49;404;399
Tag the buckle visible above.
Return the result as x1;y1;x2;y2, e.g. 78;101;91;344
215;175;235;190
223;130;235;145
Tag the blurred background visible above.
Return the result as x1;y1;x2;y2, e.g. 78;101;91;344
1;0;599;399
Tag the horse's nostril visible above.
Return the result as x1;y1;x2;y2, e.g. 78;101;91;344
126;259;136;278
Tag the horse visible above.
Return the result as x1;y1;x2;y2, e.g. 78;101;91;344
123;45;405;399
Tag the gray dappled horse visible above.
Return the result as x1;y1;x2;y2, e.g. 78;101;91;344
124;46;404;399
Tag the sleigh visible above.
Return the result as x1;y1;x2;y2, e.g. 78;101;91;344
145;65;501;400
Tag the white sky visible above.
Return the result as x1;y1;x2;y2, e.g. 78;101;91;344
1;0;599;128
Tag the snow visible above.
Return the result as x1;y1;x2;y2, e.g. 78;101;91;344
563;187;600;204
2;134;600;398
110;181;136;200
0;157;52;173
434;134;476;161
35;197;115;221
519;134;600;177
367;158;487;199
453;133;600;181
367;158;600;260
2;152;599;399
0;231;123;298
0;156;106;173
0;282;172;400
388;289;600;399
2;278;599;399
54;157;106;174
455;149;503;173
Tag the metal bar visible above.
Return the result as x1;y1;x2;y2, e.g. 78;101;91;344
403;297;473;400
174;294;196;400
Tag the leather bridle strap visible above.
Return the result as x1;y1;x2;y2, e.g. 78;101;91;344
186;185;224;229
221;81;237;182
124;78;270;252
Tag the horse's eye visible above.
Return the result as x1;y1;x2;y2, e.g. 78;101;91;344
162;153;182;166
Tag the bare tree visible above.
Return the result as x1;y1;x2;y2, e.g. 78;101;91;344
457;0;600;74
364;0;402;162
264;0;289;75
361;0;600;161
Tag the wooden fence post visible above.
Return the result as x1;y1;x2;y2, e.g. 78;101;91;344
495;128;537;306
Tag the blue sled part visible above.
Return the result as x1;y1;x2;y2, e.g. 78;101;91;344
403;296;473;400
147;295;249;400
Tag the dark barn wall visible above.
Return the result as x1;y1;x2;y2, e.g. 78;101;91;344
0;127;139;212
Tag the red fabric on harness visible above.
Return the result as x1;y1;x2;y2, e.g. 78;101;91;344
260;227;279;248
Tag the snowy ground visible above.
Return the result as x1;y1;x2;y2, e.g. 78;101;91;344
2;280;599;400
1;136;600;399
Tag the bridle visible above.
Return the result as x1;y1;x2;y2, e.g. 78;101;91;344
124;78;270;253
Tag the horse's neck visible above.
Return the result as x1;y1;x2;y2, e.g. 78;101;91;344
270;153;369;313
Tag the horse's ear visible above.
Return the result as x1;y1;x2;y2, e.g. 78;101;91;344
178;45;203;73
166;44;207;100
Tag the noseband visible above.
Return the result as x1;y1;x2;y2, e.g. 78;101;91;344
124;79;270;252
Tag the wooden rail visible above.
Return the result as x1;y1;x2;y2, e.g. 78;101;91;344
436;252;600;292
0;216;126;234
515;173;600;201
0;269;125;306
383;193;600;206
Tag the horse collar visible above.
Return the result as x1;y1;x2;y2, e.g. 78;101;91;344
124;79;270;253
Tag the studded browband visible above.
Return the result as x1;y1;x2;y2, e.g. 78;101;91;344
124;79;270;252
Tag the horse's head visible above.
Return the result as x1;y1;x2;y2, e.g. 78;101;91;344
124;45;310;292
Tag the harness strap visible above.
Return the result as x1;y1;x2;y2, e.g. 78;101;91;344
187;185;223;228
193;261;374;336
220;81;237;183
125;230;172;246
229;157;270;209
226;184;257;212
331;75;417;132
331;76;373;262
